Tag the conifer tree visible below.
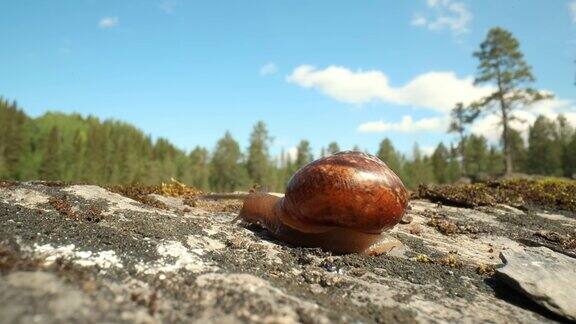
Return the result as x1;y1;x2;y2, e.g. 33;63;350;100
210;131;249;192
431;143;449;183
326;142;340;155
403;144;434;188
376;138;402;174
471;27;550;175
246;121;272;188
294;140;313;170
527;116;562;176
463;135;489;179
556;115;574;176
508;128;527;173
71;130;85;181
446;145;462;183
565;132;576;178
486;145;504;176
448;102;476;175
188;146;210;191
39;126;62;180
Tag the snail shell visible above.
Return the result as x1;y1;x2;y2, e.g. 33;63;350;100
238;151;409;255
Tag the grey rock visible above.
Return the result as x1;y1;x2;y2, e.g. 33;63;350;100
497;246;576;321
1;182;575;323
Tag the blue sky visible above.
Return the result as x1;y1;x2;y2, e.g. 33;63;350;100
1;0;575;158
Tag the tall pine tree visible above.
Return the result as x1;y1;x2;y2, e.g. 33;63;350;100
470;27;549;175
246;121;272;188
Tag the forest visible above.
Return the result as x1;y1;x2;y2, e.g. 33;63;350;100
1;97;575;193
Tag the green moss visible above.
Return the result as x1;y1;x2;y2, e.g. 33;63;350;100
418;178;576;212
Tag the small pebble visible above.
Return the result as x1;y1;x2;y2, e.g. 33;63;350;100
400;214;413;224
322;263;338;272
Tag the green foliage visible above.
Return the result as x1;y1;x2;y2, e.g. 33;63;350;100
326;142;340;155
209;131;249;192
431;143;449;183
294;140;313;170
246;121;272;188
0;98;30;180
463;135;489;179
508;128;527;173
471;27;550;175
39;126;62;180
377;138;402;175
402;144;435;188
565;132;576;178
486;145;504;176
187;146;210;191
556;115;575;177
527;116;563;176
446;145;462;183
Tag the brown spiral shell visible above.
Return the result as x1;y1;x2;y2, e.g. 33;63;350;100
279;151;408;234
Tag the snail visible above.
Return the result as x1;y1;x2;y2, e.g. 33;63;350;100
237;151;409;255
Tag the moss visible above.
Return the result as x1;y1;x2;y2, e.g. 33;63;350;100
0;180;18;188
48;195;105;223
476;263;496;276
107;179;202;210
421;209;482;236
418;178;576;212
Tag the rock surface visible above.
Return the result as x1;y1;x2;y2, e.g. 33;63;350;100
0;182;575;323
496;246;576;321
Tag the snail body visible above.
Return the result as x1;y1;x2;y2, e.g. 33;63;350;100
238;151;409;255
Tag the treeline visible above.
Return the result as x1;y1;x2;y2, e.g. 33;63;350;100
1;98;575;192
384;114;576;188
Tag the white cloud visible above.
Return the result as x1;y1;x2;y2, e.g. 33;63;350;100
358;115;446;133
570;1;576;23
260;63;278;76
98;17;119;29
412;0;472;35
287;65;492;112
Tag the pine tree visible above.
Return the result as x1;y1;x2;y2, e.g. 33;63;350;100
188;146;210;191
527;116;562;176
448;102;476;175
71;130;85;181
210;131;249;192
246;121;272;188
431;143;449;183
565;132;576;178
376;138;402;174
1;100;29;179
403;144;434;188
294;140;313;170
471;27;550;175
556;115;574;176
486;145;504;176
508;128;527;173
326;142;340;155
463;135;489;179
446;145;462;183
39;126;62;180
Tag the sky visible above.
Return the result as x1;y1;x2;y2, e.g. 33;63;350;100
1;0;575;159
